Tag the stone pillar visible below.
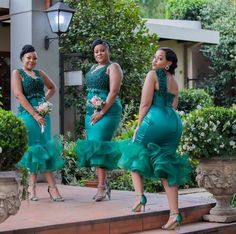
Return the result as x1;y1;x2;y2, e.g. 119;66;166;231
10;0;60;134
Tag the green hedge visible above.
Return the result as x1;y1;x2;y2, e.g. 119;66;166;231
0;109;28;171
178;89;214;114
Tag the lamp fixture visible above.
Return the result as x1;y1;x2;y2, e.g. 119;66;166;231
44;0;75;50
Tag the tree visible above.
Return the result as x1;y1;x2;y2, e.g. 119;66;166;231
61;0;158;137
200;0;236;106
166;0;207;20
135;0;167;19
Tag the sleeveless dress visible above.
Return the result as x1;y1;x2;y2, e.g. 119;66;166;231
17;69;64;173
118;69;191;186
75;64;122;170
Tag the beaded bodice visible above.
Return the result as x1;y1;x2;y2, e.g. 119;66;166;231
153;69;175;107
18;69;45;100
85;64;110;91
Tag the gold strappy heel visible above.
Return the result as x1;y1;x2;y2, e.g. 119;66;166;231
132;194;147;212
162;212;182;230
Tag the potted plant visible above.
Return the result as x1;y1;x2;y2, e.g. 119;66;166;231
179;106;236;222
0;108;28;223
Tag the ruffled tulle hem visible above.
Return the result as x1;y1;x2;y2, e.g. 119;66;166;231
118;139;192;186
75;139;121;170
18;136;64;173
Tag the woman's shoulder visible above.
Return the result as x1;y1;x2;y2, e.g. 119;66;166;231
107;62;122;73
108;62;121;69
146;69;157;80
12;68;22;77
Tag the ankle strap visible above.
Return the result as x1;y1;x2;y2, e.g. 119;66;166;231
135;193;144;196
48;185;57;189
170;212;179;216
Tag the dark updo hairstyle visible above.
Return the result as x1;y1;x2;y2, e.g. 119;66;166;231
20;44;36;61
159;47;178;75
91;38;111;53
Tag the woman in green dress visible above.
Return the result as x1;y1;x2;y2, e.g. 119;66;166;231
11;45;64;202
118;48;191;230
75;39;123;202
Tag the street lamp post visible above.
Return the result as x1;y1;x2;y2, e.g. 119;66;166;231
45;0;75;134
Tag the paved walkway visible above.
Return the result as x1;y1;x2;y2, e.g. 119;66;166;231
0;184;215;233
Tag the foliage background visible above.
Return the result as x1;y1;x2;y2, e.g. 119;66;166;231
165;0;236;106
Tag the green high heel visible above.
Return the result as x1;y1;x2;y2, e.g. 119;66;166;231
162;212;182;230
132;194;147;212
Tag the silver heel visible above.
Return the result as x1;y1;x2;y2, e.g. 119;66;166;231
28;183;38;201
95;181;111;202
48;186;64;202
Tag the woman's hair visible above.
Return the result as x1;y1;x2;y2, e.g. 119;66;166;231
20;44;36;60
159;47;178;75
91;38;111;52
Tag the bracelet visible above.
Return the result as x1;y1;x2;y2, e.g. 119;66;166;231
99;110;105;116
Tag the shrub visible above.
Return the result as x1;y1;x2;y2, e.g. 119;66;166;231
0;109;28;171
178;89;214;114
115;114;138;140
61;135;95;185
179;106;236;159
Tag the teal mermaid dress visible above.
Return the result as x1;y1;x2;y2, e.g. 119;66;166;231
75;64;122;170
17;69;64;173
118;69;191;186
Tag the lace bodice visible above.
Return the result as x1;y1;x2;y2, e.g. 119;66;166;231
153;69;175;107
85;64;110;91
18;69;45;100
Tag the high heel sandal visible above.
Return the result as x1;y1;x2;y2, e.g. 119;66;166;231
94;181;111;202
132;194;147;212
28;183;38;201
162;212;182;230
48;185;64;202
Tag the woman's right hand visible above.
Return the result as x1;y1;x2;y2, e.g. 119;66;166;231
33;113;45;126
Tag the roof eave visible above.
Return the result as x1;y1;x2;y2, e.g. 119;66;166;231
146;22;220;45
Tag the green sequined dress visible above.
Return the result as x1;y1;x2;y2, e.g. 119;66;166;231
118;69;191;186
75;64;122;170
17;69;64;173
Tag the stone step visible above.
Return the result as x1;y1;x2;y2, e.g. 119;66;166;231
132;221;236;234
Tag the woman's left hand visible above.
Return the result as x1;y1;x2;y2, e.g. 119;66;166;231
91;112;103;125
132;126;139;142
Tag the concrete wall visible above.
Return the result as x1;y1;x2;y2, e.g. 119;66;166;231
158;40;185;90
10;0;60;134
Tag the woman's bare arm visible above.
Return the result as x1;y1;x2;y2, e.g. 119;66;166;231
39;70;56;100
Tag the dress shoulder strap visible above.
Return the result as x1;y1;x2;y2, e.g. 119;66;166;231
17;68;26;80
156;69;167;94
34;69;41;77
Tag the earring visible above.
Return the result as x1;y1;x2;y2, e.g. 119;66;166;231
165;65;170;70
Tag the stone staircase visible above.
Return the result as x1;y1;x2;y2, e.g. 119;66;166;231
0;184;235;234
